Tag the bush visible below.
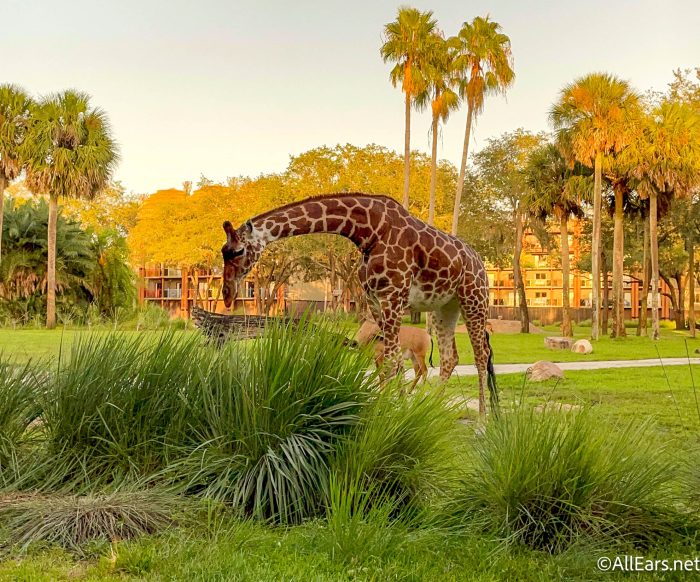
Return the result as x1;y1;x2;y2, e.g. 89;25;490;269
0;491;177;555
451;407;690;552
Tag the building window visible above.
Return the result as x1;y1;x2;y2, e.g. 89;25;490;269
245;281;255;298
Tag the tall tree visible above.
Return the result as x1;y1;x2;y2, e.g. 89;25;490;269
633;100;700;340
420;33;459;226
451;15;514;235
381;7;437;209
0;84;32;264
24;91;118;328
474;129;544;333
525;142;589;337
550;73;639;340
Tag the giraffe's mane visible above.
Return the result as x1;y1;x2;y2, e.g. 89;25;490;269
250;192;398;223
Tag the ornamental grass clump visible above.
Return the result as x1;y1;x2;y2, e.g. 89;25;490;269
452;407;691;552
167;318;378;523
35;331;214;489
0;490;177;555
0;358;40;486
331;387;461;514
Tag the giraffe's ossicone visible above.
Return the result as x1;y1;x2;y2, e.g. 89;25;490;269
221;193;498;416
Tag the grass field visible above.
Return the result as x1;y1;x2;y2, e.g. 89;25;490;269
1;323;698;365
1;325;699;581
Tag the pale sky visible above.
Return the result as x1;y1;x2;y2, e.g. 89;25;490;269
3;0;698;194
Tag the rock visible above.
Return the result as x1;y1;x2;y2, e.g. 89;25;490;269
544;336;573;350
527;361;564;382
696;348;700;355
571;339;593;354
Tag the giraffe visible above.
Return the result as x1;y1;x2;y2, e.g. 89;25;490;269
221;193;498;415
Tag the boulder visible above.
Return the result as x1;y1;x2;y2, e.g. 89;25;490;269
527;360;564;382
544;336;573;350
571;339;593;354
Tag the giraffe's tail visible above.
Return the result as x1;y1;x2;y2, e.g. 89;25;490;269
428;337;434;368
485;330;499;415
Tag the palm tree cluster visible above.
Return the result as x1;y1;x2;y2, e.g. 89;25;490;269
381;9;514;232
544;72;700;340
0;86;118;328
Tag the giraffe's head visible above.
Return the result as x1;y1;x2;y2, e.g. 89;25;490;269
221;220;263;307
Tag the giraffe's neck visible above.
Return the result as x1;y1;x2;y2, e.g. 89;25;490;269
250;195;386;250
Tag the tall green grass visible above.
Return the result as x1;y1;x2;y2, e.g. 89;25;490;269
0;358;40;486
34;332;212;488
170;320;378;522
451;406;692;552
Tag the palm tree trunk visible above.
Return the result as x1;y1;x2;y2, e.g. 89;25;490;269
428;112;439;226
637;217;650;336
650;193;660;340
689;240;696;338
0;175;5;264
452;100;474;236
560;214;572;337
591;151;602;340
601;255;609;336
46;193;58;329
611;185;626;338
674;274;684;330
402;91;411;209
513;210;529;333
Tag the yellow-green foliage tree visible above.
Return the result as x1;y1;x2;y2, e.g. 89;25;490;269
128;144;460;313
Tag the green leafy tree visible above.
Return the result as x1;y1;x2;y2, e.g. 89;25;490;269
0;198;93;323
525;142;590;336
550;73;639;340
473;129;544;333
24;90;118;328
380;7;437;209
0;84;32;263
452;16;514;235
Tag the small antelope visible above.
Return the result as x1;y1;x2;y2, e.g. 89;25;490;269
355;320;433;390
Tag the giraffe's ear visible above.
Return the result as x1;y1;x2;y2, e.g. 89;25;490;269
223;221;238;244
244;220;253;234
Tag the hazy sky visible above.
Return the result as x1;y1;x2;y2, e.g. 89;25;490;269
3;0;698;194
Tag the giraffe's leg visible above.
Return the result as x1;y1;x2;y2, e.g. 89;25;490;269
460;300;494;417
432;301;460;385
375;294;407;383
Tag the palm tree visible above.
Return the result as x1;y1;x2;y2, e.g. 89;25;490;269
419;33;460;225
381;7;437;209
633;100;700;340
451;16;514;235
0;84;32;263
550;73;639;340
24;90;118;328
525;143;589;337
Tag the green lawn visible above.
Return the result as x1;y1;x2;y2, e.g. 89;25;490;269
1;511;696;582
2;324;698;365
443;365;700;445
2;328;700;581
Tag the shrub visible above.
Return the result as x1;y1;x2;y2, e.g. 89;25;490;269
0;491;177;555
169;319;376;523
451;407;689;552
